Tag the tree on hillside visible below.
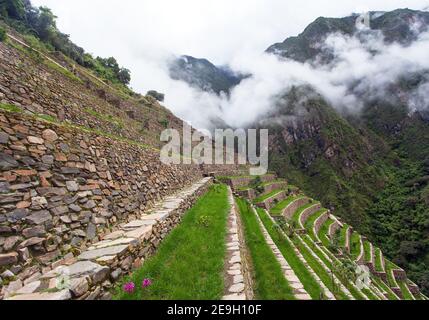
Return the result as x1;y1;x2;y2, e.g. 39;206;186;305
34;6;56;41
0;0;25;20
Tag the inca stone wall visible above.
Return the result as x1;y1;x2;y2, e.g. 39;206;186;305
0;42;181;148
0;110;203;296
256;191;287;210
262;181;287;194
228;174;276;189
4;178;212;300
283;197;309;220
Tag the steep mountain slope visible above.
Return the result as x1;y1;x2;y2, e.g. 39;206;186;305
264;9;429;295
267;9;429;62
167;8;429;294
168;55;245;94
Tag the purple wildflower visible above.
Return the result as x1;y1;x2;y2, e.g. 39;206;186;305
142;278;152;288
123;282;135;294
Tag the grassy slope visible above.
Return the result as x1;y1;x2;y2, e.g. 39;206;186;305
256;208;324;299
318;219;335;247
253;190;282;203
236;198;296;300
270;196;302;215
114;184;229;300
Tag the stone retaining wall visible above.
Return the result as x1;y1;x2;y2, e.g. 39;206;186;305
313;211;329;236
4;178;212;300
256;191;286;211
0;111;203;296
228;174;276;189
344;227;353;254
223;188;251;300
236;189;256;200
328;220;341;238
283;197;309;220
262;181;287;194
299;203;321;229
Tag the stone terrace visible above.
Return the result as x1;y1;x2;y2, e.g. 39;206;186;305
4;178;212;300
0;110;204;298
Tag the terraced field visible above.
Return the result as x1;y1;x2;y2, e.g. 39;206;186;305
111;173;426;300
225;174;427;300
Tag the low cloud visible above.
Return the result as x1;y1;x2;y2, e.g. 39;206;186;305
162;23;429;129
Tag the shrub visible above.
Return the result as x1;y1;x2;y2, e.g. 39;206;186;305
147;90;165;102
0;27;6;42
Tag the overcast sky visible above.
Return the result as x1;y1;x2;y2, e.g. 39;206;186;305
30;0;429;126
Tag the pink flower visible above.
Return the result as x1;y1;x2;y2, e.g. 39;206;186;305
123;282;135;294
142;278;152;288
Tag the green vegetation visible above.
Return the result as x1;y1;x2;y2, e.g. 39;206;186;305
0;26;6;41
374;248;384;272
291;202;316;224
398;281;414;300
147;90;165;102
372;277;398;300
304;209;326;237
339;225;349;248
0;102;157;151
367;158;429;295
256;208;324;299
318;219;334;248
291;235;349;300
350;232;361;260
253;189;282;204
0;102;22;113
270;196;302;216
84;107;124;129
364;241;372;263
1;0;131;87
114;184;229;300
235;198;296;300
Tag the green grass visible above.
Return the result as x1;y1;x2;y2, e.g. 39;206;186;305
253;189;282;204
318;219;335;248
114;184;229;300
385;261;399;288
291;203;315;224
261;179;287;187
236;198;296;300
270;196;304;216
0;102;22;113
304;209;326;237
363;241;372;263
398;281;414;300
350;232;362;260
291;236;350;300
338;225;349;249
84;107;125;129
372;277;398;300
256;208;324;299
300;235;367;300
374;248;384;272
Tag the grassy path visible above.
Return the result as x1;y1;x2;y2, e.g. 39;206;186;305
114;184;229;300
236;198;296;300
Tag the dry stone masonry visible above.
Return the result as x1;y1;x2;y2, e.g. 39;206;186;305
3;177;212;300
222;188;252;300
0;110;207;299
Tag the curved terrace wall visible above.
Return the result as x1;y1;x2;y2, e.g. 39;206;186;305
283;198;309;220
